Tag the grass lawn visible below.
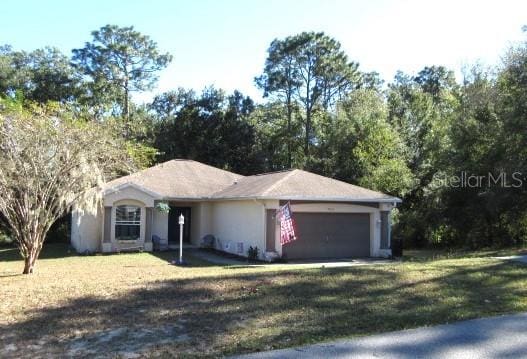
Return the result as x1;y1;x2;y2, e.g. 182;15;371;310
1;244;527;358
404;246;527;261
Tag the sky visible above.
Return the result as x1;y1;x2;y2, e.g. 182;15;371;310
1;0;526;103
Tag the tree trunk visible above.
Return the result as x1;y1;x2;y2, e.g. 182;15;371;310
304;76;311;166
21;235;43;274
286;96;292;169
22;247;39;274
124;80;130;122
304;109;311;160
23;256;35;274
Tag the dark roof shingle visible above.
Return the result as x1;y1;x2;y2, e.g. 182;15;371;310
211;169;398;201
103;160;400;202
103;159;242;198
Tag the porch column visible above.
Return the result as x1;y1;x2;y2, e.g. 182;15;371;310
102;206;112;252
380;211;390;249
144;207;153;251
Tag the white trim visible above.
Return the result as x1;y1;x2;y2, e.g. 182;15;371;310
162;196;402;203
388;213;392;249
110;200;147;251
290;202;379;213
101;189;401;204
100;207;106;251
275;211;281;257
211;196;401;203
102;242;112;252
371;211;381;257
254;199;280;258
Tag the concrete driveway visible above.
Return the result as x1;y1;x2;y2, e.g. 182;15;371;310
493;255;527;264
233;313;527;359
189;249;394;268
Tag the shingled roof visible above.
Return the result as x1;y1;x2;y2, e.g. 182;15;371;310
103;160;400;202
103;159;243;198
212;169;399;202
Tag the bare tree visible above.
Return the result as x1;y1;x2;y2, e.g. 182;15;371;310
0;107;134;274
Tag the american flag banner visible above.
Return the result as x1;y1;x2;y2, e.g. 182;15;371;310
278;202;298;245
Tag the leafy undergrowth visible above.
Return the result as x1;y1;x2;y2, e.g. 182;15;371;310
1;244;527;358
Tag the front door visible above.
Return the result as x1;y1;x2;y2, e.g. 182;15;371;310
168;206;192;244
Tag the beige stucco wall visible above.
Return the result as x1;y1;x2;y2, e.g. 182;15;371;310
190;202;213;245
189;203;200;245
71;204;103;253
211;200;266;259
152;209;169;244
150;200;265;253
71;186;393;258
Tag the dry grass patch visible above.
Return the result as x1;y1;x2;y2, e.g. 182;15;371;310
1;244;527;358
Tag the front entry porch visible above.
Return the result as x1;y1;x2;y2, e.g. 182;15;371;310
99;182;202;253
168;206;192;244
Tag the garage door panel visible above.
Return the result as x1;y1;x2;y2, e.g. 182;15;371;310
282;212;370;259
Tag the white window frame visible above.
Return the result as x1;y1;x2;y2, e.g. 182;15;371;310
115;205;141;242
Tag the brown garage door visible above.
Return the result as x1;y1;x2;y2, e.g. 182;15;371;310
282;212;370;259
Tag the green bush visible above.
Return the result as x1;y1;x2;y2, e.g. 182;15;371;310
247;246;259;261
0;231;13;246
46;215;70;243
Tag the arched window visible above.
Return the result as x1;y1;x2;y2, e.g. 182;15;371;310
115;205;141;241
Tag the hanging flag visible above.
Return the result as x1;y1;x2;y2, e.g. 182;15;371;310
278;202;298;245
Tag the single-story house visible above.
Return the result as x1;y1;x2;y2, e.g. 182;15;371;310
71;159;401;260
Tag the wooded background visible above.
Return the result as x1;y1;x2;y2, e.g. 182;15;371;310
2;25;527;249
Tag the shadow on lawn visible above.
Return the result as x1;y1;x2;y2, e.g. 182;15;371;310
0;243;76;262
1;261;526;357
0;244;214;269
148;250;219;268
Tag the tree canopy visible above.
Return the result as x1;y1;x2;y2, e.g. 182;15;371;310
72;24;172;120
256;32;362;167
0;100;139;273
0;46;80;103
